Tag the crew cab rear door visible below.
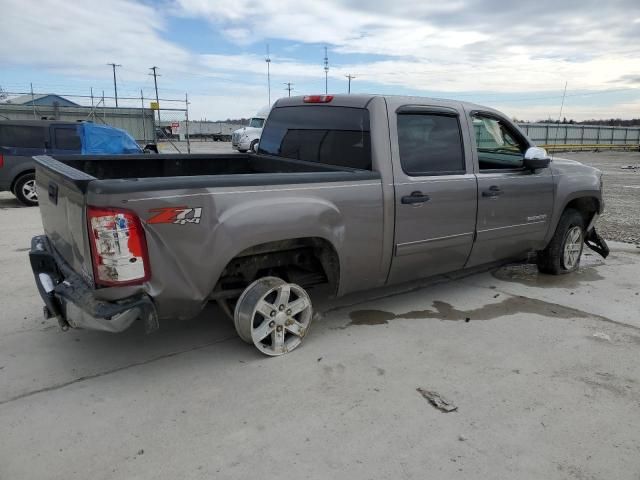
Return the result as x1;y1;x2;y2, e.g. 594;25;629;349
387;102;478;284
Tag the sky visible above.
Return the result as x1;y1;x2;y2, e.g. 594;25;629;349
1;0;639;121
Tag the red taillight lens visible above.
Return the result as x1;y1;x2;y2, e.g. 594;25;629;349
0;153;4;169
303;95;334;103
87;206;150;286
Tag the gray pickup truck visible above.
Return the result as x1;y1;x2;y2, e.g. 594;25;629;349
29;94;609;356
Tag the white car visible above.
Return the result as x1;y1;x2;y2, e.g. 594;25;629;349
231;106;270;153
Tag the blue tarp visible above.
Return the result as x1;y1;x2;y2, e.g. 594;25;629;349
78;123;142;154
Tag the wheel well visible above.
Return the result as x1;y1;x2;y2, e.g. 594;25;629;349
564;197;600;227
10;170;35;193
214;238;340;299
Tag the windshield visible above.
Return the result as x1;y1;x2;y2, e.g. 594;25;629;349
257;106;371;170
248;118;265;128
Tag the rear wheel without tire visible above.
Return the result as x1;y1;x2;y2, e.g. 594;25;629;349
14;173;38;206
234;276;313;356
537;208;585;274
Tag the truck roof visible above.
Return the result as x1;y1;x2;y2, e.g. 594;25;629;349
0;119;85;127
274;94;492;114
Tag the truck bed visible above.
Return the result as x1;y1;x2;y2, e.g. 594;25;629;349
32;152;383;323
34;153;377;194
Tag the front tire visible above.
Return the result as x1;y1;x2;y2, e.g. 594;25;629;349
14;173;38;206
249;139;259;153
537;209;585;274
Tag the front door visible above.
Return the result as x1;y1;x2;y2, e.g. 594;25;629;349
465;112;554;267
388;105;478;284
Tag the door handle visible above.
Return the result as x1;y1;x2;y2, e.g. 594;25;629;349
401;191;431;204
482;185;503;198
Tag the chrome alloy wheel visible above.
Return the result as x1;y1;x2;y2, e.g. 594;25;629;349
22;179;38;202
562;226;583;270
234;277;313;356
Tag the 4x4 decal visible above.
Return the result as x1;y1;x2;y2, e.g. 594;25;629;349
147;207;202;225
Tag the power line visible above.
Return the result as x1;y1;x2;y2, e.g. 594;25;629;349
345;74;356;94
106;63;122;107
284;82;294;97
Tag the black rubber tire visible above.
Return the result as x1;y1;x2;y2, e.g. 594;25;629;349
537;208;584;275
13;173;38;206
249;139;259;152
238;149;247;153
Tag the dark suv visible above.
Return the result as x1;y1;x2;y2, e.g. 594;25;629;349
0;120;85;205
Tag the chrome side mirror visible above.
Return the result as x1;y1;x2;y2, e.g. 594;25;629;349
523;146;551;170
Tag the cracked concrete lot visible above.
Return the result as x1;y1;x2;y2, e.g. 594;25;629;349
1;191;640;480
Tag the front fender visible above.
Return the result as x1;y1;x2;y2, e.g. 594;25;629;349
545;170;602;245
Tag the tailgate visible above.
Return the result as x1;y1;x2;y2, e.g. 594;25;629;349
33;155;95;283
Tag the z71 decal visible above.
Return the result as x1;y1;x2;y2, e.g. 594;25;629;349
147;207;203;225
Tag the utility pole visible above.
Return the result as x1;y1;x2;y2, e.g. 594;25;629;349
284;82;294;97
323;46;329;94
345;74;356;94
266;44;272;105
107;63;122;107
149;66;161;126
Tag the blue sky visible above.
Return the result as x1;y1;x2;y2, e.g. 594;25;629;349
2;0;639;120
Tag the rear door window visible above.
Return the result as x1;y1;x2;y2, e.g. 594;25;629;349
53;126;81;151
258;106;371;170
0;125;46;149
397;113;465;175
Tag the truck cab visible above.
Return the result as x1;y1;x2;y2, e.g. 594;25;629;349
231;106;270;153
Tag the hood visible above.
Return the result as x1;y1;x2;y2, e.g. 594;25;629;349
232;126;262;136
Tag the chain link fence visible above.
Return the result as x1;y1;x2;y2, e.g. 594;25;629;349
0;90;193;153
517;123;640;151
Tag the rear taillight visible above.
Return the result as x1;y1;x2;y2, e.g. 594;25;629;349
303;95;334;103
0;153;4;169
87;206;150;287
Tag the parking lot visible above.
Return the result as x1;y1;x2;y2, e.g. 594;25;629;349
1;150;639;479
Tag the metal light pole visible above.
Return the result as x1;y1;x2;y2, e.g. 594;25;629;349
266;44;272;105
107;63;122;106
323;46;329;94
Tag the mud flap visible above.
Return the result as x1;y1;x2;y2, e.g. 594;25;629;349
584;228;609;259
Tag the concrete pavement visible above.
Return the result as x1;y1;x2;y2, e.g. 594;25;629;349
1;192;639;479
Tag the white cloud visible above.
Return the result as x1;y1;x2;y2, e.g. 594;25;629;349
2;0;639;119
2;0;191;79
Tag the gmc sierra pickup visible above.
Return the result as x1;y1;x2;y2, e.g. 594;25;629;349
29;94;609;356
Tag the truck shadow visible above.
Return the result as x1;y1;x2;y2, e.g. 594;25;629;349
0;196;27;209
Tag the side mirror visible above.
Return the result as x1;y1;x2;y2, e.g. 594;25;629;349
523;146;551;170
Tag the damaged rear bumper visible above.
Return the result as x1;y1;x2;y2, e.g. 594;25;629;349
28;235;158;333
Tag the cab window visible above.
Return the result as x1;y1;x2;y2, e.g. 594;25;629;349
472;114;526;170
53;127;81;151
397;113;465;176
